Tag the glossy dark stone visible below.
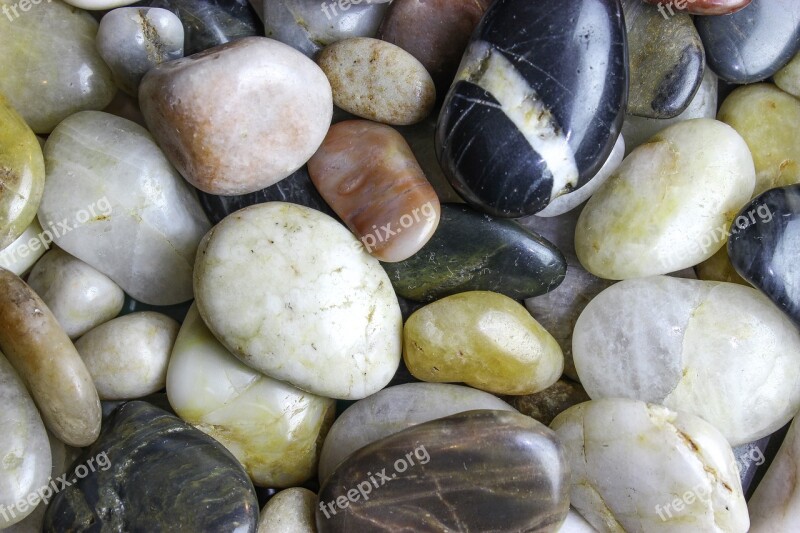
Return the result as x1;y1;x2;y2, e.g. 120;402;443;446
436;0;627;218
695;0;800;84
198;166;336;224
728;184;800;325
43;402;259;532
623;0;705;119
317;410;569;532
136;0;262;55
381;203;566;302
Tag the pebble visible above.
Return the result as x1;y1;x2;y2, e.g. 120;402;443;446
140;37;332;195
0;219;49;277
317;38;436;126
775;49;800;98
168;304;335;487
39;111;211;305
505;379;591;426
318;410;569;532
643;0;751;15
403;291;563;395
395;117;463;203
573;276;800;446
257;488;317;533
307;120;440;262
551;398;749;533
193;202;402;400
27;248;125;339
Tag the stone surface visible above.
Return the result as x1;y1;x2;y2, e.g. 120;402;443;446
257;488;316;533
382;203;566;302
559;510;597;533
0;95;45;250
573;276;800;446
194;202;402;400
695;0;800;84
506;380;591;426
76;312;179;401
377;0;492;96
0;269;101;447
0;0;117;134
318;410;569;532
43;401;259;532
40;111;211;305
317;38;435;126
0;352;51;529
264;0;389;58
140;37;332;195
728;184;800;325
168;304;335;487
644;0;751;15
395;117;463;203
436;0;627;217
551;398;749;533
404;291;563;395
97;7;184;97
318;382;515;483
694;245;748;286
308;120;440;262
27;248;125;339
0;219;49;276
623;0;704;119
775;49;800;98
575;118;755;279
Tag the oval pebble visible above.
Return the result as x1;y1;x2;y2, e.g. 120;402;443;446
257;488;317;533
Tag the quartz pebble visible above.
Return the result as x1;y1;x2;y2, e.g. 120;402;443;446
27;248;125;339
194;202;402;400
317;38;435;126
775;50;800;98
140;37;332;195
573;276;800;445
257;488;317;533
168;305;335;487
308;120;440;262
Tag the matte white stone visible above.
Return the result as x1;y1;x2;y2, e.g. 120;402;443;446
573;276;800;446
551;398;749;533
257;487;317;533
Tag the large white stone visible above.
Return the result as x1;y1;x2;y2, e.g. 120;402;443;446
573;276;800;446
551;398;749;533
194;202;402;400
39;111;211;305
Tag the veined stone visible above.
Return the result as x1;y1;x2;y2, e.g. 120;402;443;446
575;118;755;279
573;276;800;446
168;305;335;487
775;50;800;98
257;488;316;533
551;399;748;533
39;111;211;306
0;219;49;276
194;202;402;400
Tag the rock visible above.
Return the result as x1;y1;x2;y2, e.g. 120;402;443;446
695;0;800;84
318;382;515;483
318;410;569;532
264;0;390;58
140;37;332;195
76;312;179;401
27;248;125;339
573;276;800;446
0;219;49;276
395;117;463;203
436;0;627;217
506;380;591;426
575;118;755;279
0;269;101;447
194;202;402;400
623;0;705;119
718;84;800;196
97;7;184;97
0;0;116;134
168;304;335;487
733;437;769;495
643;0;751;15
377;0;491;96
0;352;51;529
559;510;598;533
307;120;440;262
694;245;749;286
317;38;435;126
43;401;259;532
382;203;566;302
102;90;148;128
0;95;44;250
403;291;563;395
257;488;317;533
39;111;211;306
138;0;262;55
775;50;800;98
728;184;800;325
551;398;749;533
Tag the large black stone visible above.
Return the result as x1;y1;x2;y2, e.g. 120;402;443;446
436;0;627;218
